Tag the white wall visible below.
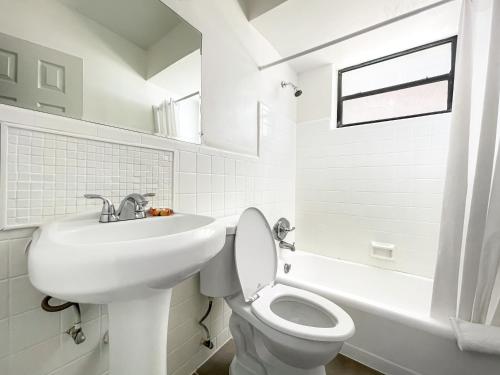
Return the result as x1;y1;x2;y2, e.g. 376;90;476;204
297;65;335;124
296;63;450;278
0;98;295;375
0;0;175;133
160;0;297;156
0;0;290;155
0;1;297;374
148;50;202;99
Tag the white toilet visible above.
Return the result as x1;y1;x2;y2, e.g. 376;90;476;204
200;208;355;375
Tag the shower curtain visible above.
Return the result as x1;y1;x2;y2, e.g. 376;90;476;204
431;0;500;353
153;99;179;138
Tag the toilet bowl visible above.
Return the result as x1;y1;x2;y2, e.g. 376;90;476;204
200;208;355;375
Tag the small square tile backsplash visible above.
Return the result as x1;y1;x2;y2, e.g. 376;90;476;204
2;123;174;228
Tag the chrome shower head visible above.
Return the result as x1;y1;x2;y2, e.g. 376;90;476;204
281;81;303;97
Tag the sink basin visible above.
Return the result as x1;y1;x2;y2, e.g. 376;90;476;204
28;211;226;375
29;211;226;303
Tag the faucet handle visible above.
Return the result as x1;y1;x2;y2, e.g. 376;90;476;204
273;218;295;241
84;194;116;223
140;193;156;210
140;193;155;210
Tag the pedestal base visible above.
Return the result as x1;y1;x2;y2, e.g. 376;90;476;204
108;290;172;375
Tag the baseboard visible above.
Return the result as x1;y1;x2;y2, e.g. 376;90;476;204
193;336;233;373
341;342;422;375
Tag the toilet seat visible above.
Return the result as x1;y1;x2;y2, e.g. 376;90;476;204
234;208;277;302
234;207;354;343
251;283;355;342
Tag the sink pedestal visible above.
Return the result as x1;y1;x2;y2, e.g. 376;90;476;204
108;289;172;375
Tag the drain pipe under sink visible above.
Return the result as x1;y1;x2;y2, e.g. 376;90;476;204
41;296;86;344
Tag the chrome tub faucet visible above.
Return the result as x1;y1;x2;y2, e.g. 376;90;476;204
273;217;296;251
279;240;295;252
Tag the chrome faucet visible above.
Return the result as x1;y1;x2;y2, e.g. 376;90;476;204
84;193;155;223
273;217;296;252
279;240;295;252
116;193;154;220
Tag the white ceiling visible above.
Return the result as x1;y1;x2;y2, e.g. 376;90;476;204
251;0;461;72
59;0;187;49
238;0;288;20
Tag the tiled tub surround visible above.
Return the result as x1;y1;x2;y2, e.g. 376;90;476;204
0;103;296;375
296;114;451;277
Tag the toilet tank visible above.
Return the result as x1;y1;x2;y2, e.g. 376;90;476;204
200;216;241;297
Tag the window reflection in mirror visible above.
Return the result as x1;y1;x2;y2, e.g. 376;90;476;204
0;0;202;144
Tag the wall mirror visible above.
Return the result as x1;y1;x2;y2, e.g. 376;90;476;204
0;0;202;144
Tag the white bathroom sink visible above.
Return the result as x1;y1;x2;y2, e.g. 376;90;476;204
28;211;226;303
27;211;226;375
28;213;226;375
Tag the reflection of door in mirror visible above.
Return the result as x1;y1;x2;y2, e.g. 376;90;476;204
0;0;202;144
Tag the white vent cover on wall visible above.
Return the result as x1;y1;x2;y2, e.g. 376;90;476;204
0;122;174;229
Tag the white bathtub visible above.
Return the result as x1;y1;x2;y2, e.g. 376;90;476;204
277;251;500;375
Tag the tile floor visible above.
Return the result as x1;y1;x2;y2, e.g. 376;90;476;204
195;340;382;375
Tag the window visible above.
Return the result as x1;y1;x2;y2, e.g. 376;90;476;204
337;36;457;127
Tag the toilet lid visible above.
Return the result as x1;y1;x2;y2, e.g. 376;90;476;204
235;207;277;302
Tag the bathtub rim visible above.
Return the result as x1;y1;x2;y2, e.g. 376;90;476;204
276;251;454;340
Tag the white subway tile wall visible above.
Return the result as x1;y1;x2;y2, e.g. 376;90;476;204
0;235;109;375
296;114;451;277
0;102;295;375
2;124;173;229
